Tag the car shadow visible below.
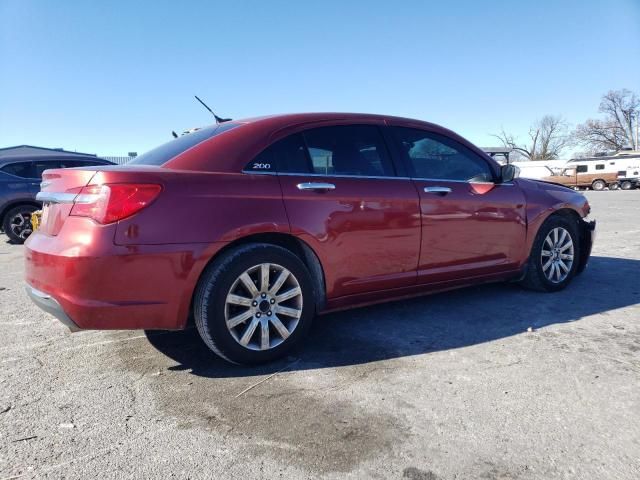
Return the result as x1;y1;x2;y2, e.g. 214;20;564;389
144;256;640;378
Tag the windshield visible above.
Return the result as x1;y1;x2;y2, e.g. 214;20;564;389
128;123;240;166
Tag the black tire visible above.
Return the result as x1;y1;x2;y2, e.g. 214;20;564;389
519;215;580;292
194;243;316;365
2;205;37;244
621;181;632;190
591;179;606;191
608;182;619;190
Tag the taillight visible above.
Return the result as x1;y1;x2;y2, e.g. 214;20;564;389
70;183;162;224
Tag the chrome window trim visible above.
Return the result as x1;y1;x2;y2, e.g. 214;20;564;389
241;170;514;185
411;177;514;186
241;170;411;181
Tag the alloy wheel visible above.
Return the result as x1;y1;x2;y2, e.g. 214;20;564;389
541;227;574;283
9;212;33;240
224;263;303;351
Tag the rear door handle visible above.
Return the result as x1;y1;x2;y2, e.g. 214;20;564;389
423;186;452;195
297;182;336;192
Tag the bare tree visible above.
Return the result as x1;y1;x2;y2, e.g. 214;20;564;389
492;115;573;160
574;89;639;153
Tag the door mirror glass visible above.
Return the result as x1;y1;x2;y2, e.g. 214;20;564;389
500;164;519;183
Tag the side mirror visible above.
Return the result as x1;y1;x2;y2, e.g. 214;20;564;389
501;164;519;183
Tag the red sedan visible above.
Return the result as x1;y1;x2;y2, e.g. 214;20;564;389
25;113;595;364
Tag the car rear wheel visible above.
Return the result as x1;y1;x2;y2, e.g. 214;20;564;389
194;243;315;364
519;215;580;292
2;205;37;244
591;179;606;191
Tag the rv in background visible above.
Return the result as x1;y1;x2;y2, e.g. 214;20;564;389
567;152;640;190
539;160;619;190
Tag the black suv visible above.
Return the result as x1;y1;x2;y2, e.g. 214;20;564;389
0;157;113;243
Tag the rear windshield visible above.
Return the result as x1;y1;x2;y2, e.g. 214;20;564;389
128;123;240;166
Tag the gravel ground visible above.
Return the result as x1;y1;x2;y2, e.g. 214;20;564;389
1;191;639;479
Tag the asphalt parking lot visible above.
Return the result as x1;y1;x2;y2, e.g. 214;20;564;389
1;191;639;479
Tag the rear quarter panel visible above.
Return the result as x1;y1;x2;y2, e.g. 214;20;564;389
105;170;290;245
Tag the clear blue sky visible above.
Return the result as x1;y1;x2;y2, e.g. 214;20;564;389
1;0;639;156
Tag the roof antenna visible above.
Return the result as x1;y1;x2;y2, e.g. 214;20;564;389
194;95;231;124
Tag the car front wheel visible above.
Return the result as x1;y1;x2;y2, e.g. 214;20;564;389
194;243;315;364
519;215;580;292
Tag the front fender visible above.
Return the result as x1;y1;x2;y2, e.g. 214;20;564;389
517;179;590;261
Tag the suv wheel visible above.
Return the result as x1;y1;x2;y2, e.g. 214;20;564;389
194;243;315;364
2;205;37;244
519;215;580;292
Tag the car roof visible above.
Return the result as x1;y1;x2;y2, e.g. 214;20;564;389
166;112;495;173
232;112;444;130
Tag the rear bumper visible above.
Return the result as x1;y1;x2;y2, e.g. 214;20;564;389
25;284;80;332
24;218;226;331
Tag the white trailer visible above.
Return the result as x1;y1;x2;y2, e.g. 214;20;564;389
566;154;640;190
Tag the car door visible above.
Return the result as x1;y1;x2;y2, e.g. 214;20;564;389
389;126;527;284
253;123;421;299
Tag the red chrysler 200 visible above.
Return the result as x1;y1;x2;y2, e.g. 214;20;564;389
24;113;596;364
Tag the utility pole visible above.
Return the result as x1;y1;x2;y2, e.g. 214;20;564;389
636;114;639;151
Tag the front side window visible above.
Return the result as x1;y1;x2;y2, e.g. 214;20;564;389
1;162;33;178
391;127;494;182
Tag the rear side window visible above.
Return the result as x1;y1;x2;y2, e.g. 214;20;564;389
128;123;240;166
576;165;588;173
245;134;307;173
246;125;395;177
302;125;394;176
1;162;33;178
33;161;65;178
391;127;493;182
74;159;111;167
595;164;604;170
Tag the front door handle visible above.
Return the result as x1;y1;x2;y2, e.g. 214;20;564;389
423;186;452;195
297;182;336;192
